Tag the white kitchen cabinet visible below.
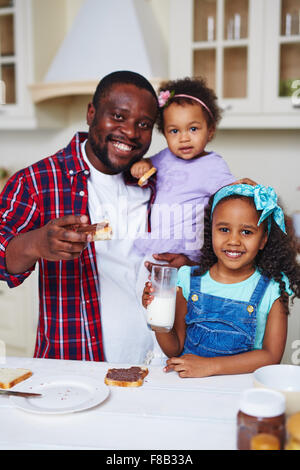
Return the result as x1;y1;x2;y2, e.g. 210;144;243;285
0;0;67;129
264;0;300;114
170;0;300;128
0;0;36;128
0;270;38;358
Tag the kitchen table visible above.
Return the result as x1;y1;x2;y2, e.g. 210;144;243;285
0;356;254;450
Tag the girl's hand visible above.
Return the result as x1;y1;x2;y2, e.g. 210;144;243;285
164;354;215;378
130;159;153;179
142;281;154;308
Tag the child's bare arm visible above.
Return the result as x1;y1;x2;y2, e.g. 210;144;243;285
130;158;153;179
154;287;187;358
165;297;287;378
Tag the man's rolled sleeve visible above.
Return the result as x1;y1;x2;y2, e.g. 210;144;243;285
0;229;35;287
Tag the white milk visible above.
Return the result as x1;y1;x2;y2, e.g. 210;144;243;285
147;295;176;329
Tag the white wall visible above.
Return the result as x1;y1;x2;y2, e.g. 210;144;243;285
210;129;300;214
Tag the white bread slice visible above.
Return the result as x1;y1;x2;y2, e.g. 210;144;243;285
71;221;112;241
93;222;113;241
0;368;32;389
104;366;148;387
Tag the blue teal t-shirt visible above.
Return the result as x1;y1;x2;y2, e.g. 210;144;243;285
177;266;292;349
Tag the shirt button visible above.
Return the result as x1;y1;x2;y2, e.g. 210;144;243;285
84;170;89;175
79;190;85;197
69;170;74;175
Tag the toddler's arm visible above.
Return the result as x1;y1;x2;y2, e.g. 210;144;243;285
130;158;153;179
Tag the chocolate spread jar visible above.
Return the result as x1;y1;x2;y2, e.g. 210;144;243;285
237;389;286;450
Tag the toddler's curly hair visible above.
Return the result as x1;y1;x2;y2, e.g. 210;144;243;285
195;194;300;313
156;76;222;134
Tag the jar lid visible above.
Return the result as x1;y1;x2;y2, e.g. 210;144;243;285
239;388;285;418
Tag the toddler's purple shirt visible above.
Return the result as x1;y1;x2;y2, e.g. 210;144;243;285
134;147;236;261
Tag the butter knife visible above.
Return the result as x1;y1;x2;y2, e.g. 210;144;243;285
0;389;42;398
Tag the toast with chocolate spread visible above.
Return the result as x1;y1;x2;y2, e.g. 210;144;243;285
104;366;148;387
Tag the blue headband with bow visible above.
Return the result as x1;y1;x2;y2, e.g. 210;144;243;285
211;184;286;234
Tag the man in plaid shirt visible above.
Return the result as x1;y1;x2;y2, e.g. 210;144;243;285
0;71;186;363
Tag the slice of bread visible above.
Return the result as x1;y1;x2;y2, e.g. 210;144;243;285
138;167;157;187
71;221;112;241
0;368;32;389
104;366;148;387
93;222;113;241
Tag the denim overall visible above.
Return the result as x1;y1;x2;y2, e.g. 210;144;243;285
183;268;271;357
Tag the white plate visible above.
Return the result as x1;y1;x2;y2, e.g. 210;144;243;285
9;375;109;415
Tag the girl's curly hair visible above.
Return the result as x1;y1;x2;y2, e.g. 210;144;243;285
156;76;222;134
195;194;300;312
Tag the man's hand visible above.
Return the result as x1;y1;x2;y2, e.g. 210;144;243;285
35;214;91;261
6;214;91;274
144;252;197;272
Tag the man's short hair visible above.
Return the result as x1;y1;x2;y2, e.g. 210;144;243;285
92;70;158;109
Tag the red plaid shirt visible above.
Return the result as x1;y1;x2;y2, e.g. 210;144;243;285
0;133;156;361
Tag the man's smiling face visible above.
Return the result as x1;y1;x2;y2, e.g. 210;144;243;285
86;83;157;174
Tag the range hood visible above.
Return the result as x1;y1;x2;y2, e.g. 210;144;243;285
30;0;168;103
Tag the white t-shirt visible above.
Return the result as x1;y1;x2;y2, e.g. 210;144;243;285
82;141;156;363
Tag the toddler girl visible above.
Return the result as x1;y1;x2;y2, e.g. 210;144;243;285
131;77;236;263
142;184;300;377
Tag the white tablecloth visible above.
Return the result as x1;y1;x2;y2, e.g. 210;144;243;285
0;357;254;450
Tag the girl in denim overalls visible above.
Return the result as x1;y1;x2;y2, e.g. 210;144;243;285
143;184;300;378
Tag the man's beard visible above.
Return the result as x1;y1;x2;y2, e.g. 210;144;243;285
89;130;146;174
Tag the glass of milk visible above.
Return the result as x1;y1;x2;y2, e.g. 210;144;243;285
146;266;178;332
